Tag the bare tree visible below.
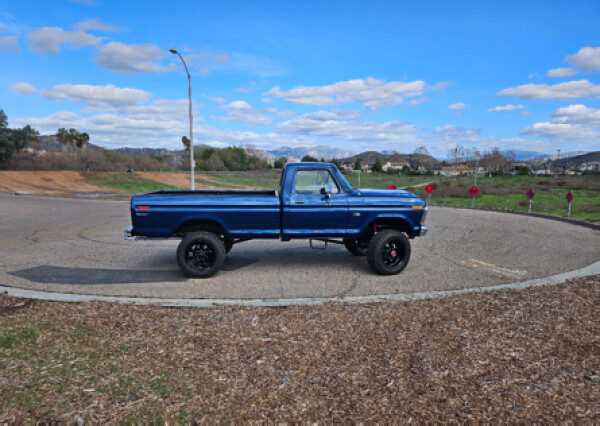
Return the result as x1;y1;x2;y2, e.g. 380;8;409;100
447;145;466;167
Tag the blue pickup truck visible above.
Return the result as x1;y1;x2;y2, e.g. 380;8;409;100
125;162;428;278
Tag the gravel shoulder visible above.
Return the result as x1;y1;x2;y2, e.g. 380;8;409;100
1;275;598;422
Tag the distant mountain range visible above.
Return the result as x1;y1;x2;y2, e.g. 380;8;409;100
509;150;590;161
269;145;356;161
36;134;597;166
554;151;600;167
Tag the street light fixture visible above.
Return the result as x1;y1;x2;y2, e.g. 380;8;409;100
170;47;195;190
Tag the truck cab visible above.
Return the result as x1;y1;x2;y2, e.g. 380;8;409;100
280;162;427;240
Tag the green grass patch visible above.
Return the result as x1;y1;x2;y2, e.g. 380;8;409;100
430;189;600;220
84;172;182;193
0;327;37;349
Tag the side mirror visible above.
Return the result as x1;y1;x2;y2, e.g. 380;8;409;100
320;184;332;196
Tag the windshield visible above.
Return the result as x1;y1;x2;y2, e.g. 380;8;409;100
334;167;353;192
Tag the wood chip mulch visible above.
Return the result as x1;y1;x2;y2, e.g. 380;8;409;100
1;275;598;422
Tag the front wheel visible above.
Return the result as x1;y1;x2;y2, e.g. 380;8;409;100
177;232;225;278
367;230;411;275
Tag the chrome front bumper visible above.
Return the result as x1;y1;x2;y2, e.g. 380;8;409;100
124;226;134;240
420;225;429;236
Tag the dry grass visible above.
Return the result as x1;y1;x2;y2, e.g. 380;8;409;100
1;276;598;422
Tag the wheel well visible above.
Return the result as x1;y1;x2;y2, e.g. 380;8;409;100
368;218;412;237
173;220;226;237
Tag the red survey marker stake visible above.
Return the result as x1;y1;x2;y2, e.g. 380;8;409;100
425;183;434;203
526;187;535;213
469;185;479;207
566;190;573;217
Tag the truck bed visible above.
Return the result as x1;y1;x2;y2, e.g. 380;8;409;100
148;189;278;197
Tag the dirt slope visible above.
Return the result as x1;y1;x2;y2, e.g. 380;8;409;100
0;171;124;195
139;172;241;189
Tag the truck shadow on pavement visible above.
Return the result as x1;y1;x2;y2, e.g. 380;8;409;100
10;266;187;285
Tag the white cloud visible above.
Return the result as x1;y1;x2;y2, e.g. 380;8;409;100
434;125;481;142
520;122;598;141
262;108;297;119
95;42;175;74
547;67;577;78
219;100;271;126
14;107;311;150
73;18;122;33
0;35;20;53
498;79;600;99
448;103;466;110
407;97;430;106
431;126;555;156
551;104;600;124
266;77;426;109
520;104;600;143
10;82;37;94
14;99;205;148
566;46;600;72
428;81;454;91
80;99;201;122
26;26;102;54
487;104;527;112
276;110;423;144
41;84;151;107
210;97;225;104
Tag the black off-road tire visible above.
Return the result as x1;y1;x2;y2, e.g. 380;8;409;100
367;229;411;275
343;238;368;256
177;232;226;278
224;238;234;254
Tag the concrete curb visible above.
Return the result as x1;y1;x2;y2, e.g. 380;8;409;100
2;260;599;308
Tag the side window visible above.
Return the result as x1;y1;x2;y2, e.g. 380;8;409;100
294;170;340;194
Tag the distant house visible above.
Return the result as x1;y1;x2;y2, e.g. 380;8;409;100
581;162;600;171
381;161;408;172
340;161;354;172
441;165;471;176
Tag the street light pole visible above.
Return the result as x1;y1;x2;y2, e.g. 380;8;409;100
170;47;195;190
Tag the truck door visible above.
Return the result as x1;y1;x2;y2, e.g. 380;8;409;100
283;169;349;237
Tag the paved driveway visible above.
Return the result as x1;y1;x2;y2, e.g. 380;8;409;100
1;193;598;301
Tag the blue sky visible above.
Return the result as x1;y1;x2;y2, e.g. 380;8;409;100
1;0;600;158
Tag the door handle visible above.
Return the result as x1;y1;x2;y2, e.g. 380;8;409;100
295;200;304;204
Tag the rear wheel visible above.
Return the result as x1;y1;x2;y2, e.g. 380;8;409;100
367;230;411;275
177;232;225;278
343;238;369;256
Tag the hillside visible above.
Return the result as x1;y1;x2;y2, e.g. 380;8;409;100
340;151;439;166
554;151;600;168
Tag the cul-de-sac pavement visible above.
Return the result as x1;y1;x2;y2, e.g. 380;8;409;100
1;193;598;305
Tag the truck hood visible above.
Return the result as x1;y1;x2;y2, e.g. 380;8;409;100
354;188;415;198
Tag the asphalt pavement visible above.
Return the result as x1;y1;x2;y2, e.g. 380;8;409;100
0;193;598;305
